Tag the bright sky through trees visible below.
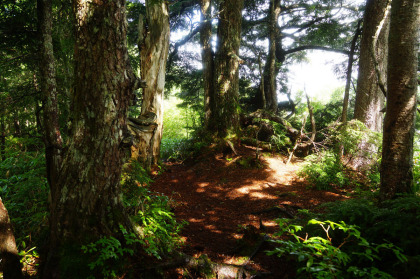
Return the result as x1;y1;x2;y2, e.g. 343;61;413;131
287;51;349;102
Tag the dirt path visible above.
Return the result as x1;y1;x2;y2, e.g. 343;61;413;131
151;145;347;278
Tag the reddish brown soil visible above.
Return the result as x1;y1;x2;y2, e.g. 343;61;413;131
151;145;349;278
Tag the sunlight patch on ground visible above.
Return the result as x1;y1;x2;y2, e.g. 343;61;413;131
189;218;205;223
264;156;303;184
229;185;278;200
198;182;209;187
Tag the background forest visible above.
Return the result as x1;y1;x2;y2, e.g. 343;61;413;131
0;0;419;278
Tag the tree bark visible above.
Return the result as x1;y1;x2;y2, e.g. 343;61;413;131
354;0;389;132
135;0;170;169
262;0;281;112
380;0;419;199
44;0;136;277
37;0;63;203
214;0;244;137
351;0;389;170
0;197;23;279
200;0;217;132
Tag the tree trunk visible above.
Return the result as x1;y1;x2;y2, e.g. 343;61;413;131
37;0;63;201
135;0;170;169
354;0;389;130
262;0;281;112
380;0;419;199
0;197;23;279
200;0;217;132
214;0;244;137
351;0;389;170
341;20;362;123
44;0;136;277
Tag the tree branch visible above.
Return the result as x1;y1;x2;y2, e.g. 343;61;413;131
284;45;350;56
167;24;201;69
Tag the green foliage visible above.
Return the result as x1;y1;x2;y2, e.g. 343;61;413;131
298;151;348;190
81;161;185;277
121;161;185;259
331;120;381;160
298;120;381;190
161;96;201;161
269;120;292;151
268;218;405;279
81;225;140;279
319;196;420;277
0;137;49;246
413;144;420;194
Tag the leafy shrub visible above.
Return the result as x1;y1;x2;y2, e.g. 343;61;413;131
0;138;49;246
298;150;348;190
161;138;191;162
269;121;291;151
268;218;406;279
121;161;185;259
329;120;381;164
0;137;48;274
299;120;381;190
320;196;420;277
81;225;140;279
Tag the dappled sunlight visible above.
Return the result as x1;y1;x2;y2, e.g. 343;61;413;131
151;145;350;274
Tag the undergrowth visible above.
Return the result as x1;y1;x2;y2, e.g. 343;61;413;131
298;120;381;191
270;196;420;278
81;161;186;278
0;137;48;271
268;218;405;278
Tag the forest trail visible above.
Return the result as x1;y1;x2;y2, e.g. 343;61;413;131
151;145;348;278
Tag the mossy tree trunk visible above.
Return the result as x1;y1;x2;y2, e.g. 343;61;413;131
37;0;63;203
135;0;170;169
380;0;419;199
214;0;244;137
44;0;136;277
262;0;281;113
200;0;217;132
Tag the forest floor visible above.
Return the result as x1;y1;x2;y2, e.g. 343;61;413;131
151;145;350;278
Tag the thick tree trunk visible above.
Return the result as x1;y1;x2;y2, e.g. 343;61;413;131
380;0;419;199
214;0;244;137
37;0;63;201
262;0;281;112
44;0;136;277
0;197;23;279
354;0;389;130
135;0;170;169
200;0;217;132
351;0;389;170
